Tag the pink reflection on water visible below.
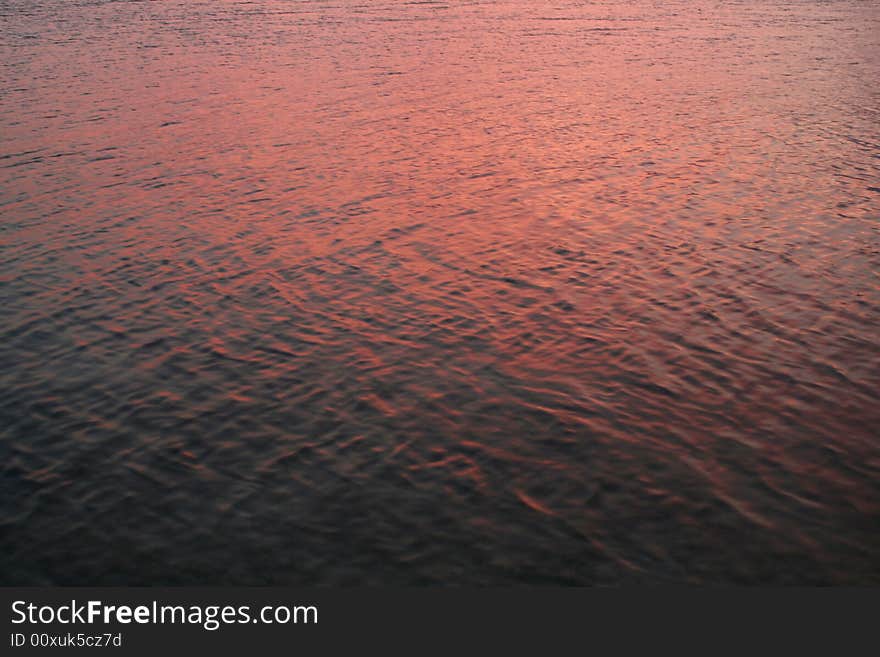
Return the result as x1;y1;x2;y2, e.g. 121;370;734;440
1;0;878;584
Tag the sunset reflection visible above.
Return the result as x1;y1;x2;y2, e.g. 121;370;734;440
1;0;878;585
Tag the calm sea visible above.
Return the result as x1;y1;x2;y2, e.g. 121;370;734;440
1;0;878;584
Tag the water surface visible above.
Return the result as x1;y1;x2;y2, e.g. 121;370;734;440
1;0;879;584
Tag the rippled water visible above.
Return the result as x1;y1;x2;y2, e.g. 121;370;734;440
1;0;878;585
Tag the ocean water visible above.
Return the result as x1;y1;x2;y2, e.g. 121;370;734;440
1;0;878;585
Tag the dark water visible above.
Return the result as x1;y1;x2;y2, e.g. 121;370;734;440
1;0;878;585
